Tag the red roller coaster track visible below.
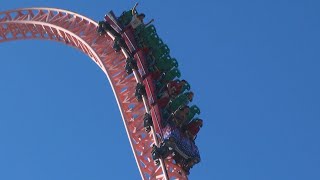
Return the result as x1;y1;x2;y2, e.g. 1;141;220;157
0;7;188;180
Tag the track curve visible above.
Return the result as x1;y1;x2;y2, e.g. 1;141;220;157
0;7;188;180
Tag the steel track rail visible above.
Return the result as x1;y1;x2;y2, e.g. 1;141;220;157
0;7;187;180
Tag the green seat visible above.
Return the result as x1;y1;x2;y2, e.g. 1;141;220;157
157;68;181;88
185;105;201;124
143;25;157;36
136;26;164;49
143;34;162;48
181;81;191;92
139;25;157;39
155;56;179;72
152;44;170;60
134;25;148;48
166;68;180;81
118;11;133;27
138;29;153;41
134;25;145;35
140;28;158;39
141;34;160;43
167;92;192;112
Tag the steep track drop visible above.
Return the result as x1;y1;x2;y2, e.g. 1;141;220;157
0;7;188;180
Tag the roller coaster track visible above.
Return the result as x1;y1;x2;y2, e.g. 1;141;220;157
0;7;188;180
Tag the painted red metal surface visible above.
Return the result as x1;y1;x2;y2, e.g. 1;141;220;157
104;11;122;34
134;49;149;78
0;7;188;180
121;27;137;53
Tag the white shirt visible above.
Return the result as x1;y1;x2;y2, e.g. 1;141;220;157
130;15;143;29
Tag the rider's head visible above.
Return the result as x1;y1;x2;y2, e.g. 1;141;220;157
187;92;194;102
138;13;145;21
196;118;203;128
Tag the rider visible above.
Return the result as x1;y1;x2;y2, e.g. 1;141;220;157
171;106;190;127
184;118;203;141
166;80;190;98
183;105;201;125
130;3;154;29
166;92;194;113
114;3;154;51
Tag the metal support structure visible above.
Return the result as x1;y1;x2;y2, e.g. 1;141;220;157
0;7;188;180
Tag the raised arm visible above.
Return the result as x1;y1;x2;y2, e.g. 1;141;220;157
145;19;154;26
132;3;138;15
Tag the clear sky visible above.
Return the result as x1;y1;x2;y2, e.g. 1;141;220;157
0;1;319;180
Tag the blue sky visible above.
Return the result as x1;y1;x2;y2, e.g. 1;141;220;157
0;0;320;180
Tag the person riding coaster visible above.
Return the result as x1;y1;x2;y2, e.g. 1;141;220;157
129;3;154;30
108;2;154;30
151;124;201;174
98;4;203;176
183;105;201;125
166;92;194;113
160;92;194;121
156;68;181;91
183;118;203;141
161;105;190;128
98;3;154;53
152;140;199;174
157;79;190;99
171;105;190;127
